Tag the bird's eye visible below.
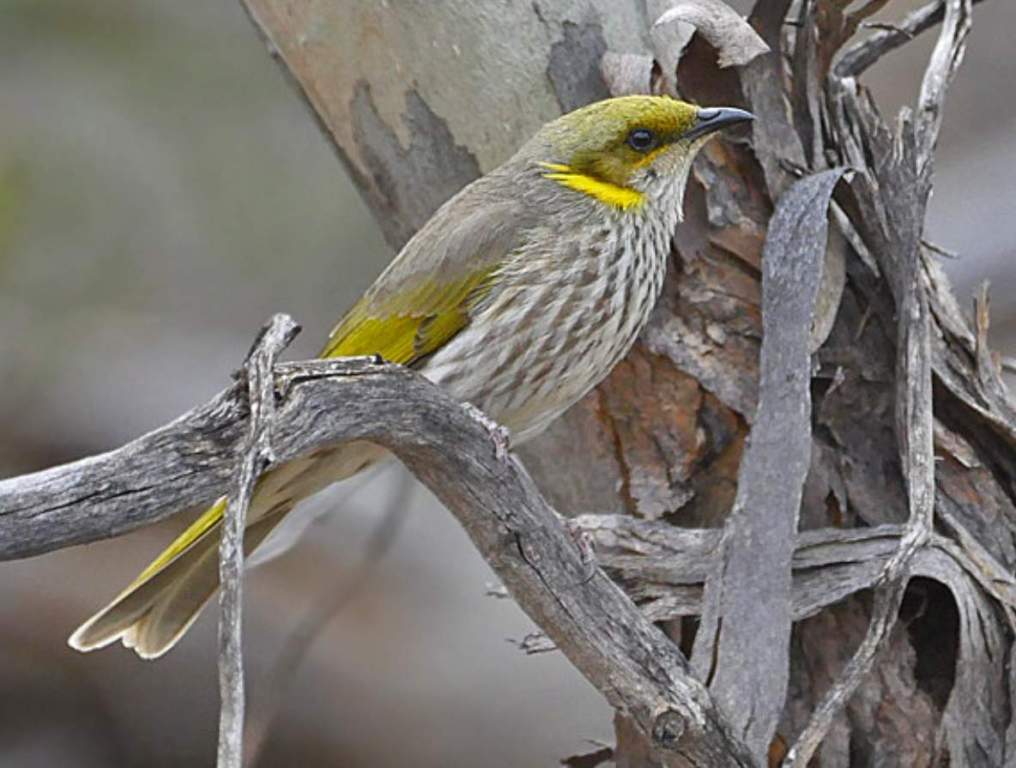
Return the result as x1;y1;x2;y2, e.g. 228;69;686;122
626;128;656;153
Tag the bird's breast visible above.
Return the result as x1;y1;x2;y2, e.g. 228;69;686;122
421;214;671;444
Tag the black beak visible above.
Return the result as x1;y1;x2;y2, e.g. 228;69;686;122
684;106;754;141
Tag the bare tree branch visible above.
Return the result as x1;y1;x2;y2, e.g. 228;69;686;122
218;314;300;768
835;0;985;78
915;0;973;160
0;328;753;766
572;515;1016;617
244;470;413;767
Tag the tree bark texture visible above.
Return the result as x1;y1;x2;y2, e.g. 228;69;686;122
0;351;757;766
236;1;1016;765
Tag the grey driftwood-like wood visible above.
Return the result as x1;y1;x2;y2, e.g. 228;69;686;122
216;313;299;768
570;514;1016;627
835;0;987;78
0;345;754;766
3;0;1016;765
693;167;845;758
778;4;972;765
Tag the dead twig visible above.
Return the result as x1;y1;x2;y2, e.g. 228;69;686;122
244;469;413;767
218;313;301;768
922;238;960;259
836;0;984;77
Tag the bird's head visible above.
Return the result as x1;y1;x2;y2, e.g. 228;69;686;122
531;95;753;212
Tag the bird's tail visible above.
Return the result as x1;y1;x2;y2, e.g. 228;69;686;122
68;441;385;659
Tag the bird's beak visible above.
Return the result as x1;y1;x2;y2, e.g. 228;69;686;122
684;107;755;141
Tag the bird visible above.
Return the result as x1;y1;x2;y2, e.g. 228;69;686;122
68;95;753;659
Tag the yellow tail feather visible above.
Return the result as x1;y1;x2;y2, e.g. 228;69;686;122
68;497;291;658
130;497;227;588
68;497;229;656
69;441;387;659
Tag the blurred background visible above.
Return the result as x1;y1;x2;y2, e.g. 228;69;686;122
0;1;1012;765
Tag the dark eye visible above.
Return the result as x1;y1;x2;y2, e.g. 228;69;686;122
626;128;656;153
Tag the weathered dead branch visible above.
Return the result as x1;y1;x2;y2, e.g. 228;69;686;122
0;334;754;766
217;314;299;768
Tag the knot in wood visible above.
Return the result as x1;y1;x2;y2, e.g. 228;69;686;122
651;709;685;747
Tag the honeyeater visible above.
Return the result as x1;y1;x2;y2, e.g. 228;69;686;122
69;95;752;658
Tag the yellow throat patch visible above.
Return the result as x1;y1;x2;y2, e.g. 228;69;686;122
539;162;645;211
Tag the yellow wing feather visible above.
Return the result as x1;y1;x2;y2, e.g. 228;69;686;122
320;267;499;365
70;195;524;657
123;265;493;597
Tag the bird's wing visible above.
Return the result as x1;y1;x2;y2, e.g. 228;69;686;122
321;192;527;365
